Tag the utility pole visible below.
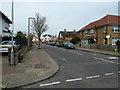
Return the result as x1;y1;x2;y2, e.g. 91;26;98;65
10;0;14;65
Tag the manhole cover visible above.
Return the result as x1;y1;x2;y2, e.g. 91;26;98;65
34;64;44;68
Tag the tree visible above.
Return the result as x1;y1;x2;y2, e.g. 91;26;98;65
15;31;28;49
16;31;26;37
32;13;48;49
70;37;80;44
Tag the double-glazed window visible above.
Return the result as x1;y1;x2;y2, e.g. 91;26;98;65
80;32;82;35
112;38;120;45
90;29;94;34
104;26;107;33
112;25;120;33
84;30;88;35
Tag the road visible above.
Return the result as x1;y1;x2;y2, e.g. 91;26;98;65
23;44;119;88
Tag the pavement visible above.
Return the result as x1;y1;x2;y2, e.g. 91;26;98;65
75;47;120;57
1;45;59;89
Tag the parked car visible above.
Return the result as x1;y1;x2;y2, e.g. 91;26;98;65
0;41;20;53
56;42;65;47
64;42;75;49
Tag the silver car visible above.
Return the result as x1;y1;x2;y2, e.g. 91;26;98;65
0;41;20;53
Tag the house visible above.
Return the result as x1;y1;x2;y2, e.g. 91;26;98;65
58;29;77;42
42;34;58;42
32;34;39;43
42;34;52;42
77;15;120;45
0;11;12;41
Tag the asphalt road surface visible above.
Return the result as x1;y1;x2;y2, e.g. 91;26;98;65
23;44;119;88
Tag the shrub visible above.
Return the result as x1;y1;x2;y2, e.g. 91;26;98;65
70;37;80;44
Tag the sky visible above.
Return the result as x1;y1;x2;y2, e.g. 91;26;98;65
0;0;119;37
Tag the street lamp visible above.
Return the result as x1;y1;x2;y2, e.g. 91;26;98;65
10;0;14;65
28;17;35;51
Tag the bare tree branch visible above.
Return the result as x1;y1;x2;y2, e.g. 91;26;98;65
31;13;48;48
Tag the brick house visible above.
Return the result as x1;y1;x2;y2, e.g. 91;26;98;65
77;15;120;45
58;29;77;42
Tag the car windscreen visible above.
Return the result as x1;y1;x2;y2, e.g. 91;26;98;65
6;41;14;45
0;41;9;45
68;43;74;46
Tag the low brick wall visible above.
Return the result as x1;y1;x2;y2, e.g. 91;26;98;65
81;44;119;52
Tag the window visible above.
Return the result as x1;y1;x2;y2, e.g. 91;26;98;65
80;32;82;35
84;30;88;35
112;25;120;33
103;38;107;45
104;26;107;33
112;38;120;45
90;29;94;34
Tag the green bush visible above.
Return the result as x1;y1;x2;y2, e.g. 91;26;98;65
70;37;80;44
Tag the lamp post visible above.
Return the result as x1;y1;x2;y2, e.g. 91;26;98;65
10;0;14;65
28;17;35;51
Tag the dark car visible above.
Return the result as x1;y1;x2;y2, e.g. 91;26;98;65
64;42;75;49
56;42;65;47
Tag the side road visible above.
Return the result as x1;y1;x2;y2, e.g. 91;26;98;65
2;45;59;88
76;47;120;57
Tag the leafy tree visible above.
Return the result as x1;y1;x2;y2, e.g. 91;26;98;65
70;37;80;44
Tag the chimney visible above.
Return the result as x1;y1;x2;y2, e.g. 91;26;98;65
64;29;66;31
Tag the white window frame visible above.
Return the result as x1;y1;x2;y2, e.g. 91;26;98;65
90;29;94;34
104;26;107;33
84;30;88;35
112;25;120;33
112;38;120;45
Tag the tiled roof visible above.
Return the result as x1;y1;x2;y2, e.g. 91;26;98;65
64;37;73;41
79;15;120;32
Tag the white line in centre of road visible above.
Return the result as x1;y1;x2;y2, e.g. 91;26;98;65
40;81;61;87
86;75;100;79
105;73;114;76
93;57;120;64
66;78;82;82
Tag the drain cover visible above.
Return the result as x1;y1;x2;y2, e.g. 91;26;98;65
34;64;44;68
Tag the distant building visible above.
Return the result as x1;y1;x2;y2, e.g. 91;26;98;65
42;34;51;42
77;15;120;45
58;29;77;41
0;11;12;41
32;34;39;43
42;34;58;42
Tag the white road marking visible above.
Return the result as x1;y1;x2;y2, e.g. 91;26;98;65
107;57;119;60
105;72;114;76
62;58;66;61
73;52;76;53
93;57;120;64
40;81;61;87
66;78;82;82
92;54;96;56
86;75;100;79
76;53;82;55
118;71;120;73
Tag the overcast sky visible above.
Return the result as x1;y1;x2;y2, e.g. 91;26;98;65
0;0;119;36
